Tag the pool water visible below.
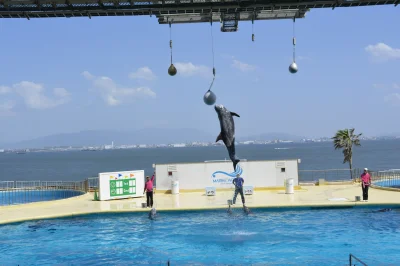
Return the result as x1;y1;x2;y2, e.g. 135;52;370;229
0;190;84;206
1;207;400;265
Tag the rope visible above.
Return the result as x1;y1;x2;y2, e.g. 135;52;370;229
208;19;216;92
169;21;173;64
210;20;215;75
252;14;255;42
292;18;296;63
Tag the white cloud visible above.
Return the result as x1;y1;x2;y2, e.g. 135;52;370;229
384;93;400;106
173;62;212;78
0;86;11;95
0;100;16;116
13;81;70;110
82;71;95;80
82;71;156;106
393;83;400;89
231;59;256;72
365;43;400;62
129;67;157;81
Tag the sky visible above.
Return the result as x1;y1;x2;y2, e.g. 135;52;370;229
0;6;399;143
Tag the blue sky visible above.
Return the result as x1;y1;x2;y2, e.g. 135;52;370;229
0;6;399;143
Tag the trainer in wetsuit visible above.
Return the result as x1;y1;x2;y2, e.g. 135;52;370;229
232;174;246;207
144;172;155;208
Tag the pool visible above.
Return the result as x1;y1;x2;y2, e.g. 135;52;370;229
1;207;400;265
0;190;85;206
374;179;400;189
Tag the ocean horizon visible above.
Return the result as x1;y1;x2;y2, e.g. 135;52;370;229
1;139;399;182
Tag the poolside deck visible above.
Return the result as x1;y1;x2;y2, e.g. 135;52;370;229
1;184;400;225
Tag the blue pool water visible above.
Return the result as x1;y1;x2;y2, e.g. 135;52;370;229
1;207;400;265
375;179;400;189
0;190;84;206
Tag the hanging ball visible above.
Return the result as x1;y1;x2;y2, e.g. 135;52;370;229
168;64;177;76
289;62;298;74
203;90;216;105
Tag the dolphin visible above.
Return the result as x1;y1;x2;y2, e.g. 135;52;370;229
243;206;251;215
227;204;233;215
149;208;157;220
214;104;240;171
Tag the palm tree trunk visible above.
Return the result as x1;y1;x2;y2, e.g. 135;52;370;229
349;160;353;180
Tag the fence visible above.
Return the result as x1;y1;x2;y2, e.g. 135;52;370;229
0;180;87;206
370;169;400;189
298;169;362;183
87;177;99;192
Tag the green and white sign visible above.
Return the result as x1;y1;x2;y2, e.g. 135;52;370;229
110;178;136;197
98;170;145;201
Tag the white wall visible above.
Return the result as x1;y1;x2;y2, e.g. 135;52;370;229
154;159;299;191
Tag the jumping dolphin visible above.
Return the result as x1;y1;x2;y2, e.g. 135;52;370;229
149;208;157;220
214;104;240;171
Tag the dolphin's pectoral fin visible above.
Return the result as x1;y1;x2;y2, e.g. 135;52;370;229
230;112;240;117
216;132;223;142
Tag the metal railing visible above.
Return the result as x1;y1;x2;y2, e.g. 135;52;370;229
87;177;99;192
349;253;367;266
299;169;361;183
0;180;88;206
369;170;400;189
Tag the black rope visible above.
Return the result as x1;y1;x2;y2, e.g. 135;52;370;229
208;18;216;92
169;21;173;64
292;17;296;63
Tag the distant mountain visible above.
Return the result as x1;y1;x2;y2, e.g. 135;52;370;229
3;128;216;149
239;132;305;141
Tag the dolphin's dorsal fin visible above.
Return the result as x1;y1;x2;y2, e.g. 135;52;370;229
216;132;223;142
230;112;240;117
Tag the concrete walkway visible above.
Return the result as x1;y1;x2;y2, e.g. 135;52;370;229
1;184;399;225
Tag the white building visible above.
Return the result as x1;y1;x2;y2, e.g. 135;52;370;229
154;159;300;192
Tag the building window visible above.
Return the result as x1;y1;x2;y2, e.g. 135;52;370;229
281;168;286;173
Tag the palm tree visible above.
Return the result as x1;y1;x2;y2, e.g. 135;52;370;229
332;128;362;180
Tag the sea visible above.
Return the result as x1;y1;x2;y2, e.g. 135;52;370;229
0;140;399;182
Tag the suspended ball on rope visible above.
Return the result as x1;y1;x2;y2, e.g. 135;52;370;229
203;90;216;105
289;62;298;74
168;64;177;76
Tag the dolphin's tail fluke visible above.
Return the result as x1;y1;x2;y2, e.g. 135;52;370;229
233;159;240;171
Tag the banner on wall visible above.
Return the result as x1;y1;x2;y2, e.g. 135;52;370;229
210;164;244;186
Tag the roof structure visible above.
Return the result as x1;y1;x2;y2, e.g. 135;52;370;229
0;0;398;30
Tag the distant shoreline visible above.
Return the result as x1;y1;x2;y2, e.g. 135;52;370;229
1;138;399;154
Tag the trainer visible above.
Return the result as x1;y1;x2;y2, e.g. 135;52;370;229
232;174;246;207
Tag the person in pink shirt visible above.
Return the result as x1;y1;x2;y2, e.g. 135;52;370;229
144;172;155;208
360;168;371;202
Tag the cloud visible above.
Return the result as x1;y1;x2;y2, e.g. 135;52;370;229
365;43;400;62
13;81;70;110
384;93;400;106
82;71;95;80
82;71;156;106
0;86;11;95
173;62;212;78
372;83;400;90
372;83;386;89
129;67;157;81
0;100;15;116
231;59;256;72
